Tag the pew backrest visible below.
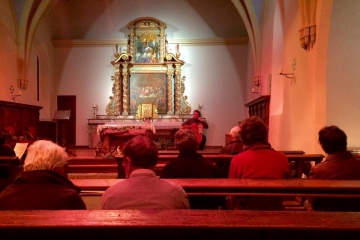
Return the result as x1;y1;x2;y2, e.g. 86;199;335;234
0;210;360;239
114;154;324;178
72;178;360;198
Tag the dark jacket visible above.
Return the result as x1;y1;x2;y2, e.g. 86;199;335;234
219;140;243;155
162;152;224;209
0;170;86;210
309;151;360;211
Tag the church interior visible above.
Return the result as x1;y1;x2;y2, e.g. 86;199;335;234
1;0;360;238
1;0;359;153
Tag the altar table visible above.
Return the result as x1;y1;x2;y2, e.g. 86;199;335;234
97;122;183;156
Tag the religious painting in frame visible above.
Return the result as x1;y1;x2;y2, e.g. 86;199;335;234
129;73;167;114
134;34;161;63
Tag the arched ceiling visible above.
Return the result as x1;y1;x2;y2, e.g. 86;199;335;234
46;0;249;40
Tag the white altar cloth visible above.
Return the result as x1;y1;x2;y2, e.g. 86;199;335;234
97;123;155;135
96;121;183;135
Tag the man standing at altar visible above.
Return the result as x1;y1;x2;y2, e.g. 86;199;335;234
181;110;208;150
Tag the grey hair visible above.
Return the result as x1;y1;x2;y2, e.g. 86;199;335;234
230;126;241;140
23;140;68;171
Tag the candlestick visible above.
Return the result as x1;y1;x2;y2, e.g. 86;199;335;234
279;68;283;74
93;106;97;119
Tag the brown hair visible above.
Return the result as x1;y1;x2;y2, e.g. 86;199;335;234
239;116;268;145
122;135;158;168
175;130;198;153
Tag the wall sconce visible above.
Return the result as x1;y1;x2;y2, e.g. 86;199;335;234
252;75;262;96
253;76;262;87
252;87;262;96
11;79;28;101
279;68;295;80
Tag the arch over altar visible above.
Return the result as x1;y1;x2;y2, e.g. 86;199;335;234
106;17;192;118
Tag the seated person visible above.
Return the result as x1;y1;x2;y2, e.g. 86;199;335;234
308;126;360;211
218;126;244;177
228;116;290;210
101;135;190;210
219;126;243;155
162;130;224;209
0;140;86;210
181;110;208;150
0;135;15;156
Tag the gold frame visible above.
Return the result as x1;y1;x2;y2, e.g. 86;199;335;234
106;17;191;117
136;103;159;119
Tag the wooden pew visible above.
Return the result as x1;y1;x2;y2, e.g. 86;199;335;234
160;150;305;155
72;178;360;198
0;210;360;239
114;154;324;178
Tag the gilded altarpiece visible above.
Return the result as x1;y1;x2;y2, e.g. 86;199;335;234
106;17;191;117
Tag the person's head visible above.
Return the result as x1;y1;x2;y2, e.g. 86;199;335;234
23;140;68;177
193;110;201;120
229;126;241;141
122;135;158;177
318;126;347;154
175;129;198;153
239;116;268;146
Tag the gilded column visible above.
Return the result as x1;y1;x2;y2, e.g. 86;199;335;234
128;27;135;62
114;64;121;115
174;64;181;115
166;64;174;115
122;64;130;115
159;32;166;63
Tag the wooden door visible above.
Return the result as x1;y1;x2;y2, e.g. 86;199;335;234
57;96;76;146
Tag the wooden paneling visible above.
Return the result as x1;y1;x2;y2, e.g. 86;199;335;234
244;95;270;126
0;100;42;135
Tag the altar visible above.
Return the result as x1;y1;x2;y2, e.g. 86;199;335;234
88;115;191;152
87;17;198;153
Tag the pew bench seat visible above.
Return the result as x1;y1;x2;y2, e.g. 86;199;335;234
0;210;359;239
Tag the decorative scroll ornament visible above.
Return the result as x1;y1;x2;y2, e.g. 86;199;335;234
106;76;117;115
179;76;191;114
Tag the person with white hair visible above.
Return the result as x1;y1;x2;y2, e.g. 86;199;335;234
219;126;244;155
0;140;86;210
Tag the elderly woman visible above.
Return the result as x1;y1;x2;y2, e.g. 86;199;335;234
0;140;86;210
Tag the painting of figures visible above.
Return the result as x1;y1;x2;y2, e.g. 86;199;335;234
134;34;160;63
130;73;167;114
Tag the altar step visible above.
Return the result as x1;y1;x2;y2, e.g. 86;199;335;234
67;157;118;174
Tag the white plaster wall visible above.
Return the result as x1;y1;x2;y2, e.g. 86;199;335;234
55;43;248;146
326;0;360;148
260;0;330;153
0;1;18;102
52;0;248;147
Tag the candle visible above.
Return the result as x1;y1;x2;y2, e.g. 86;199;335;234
252;88;255;93
279;68;283;74
19;90;22;95
93;102;96;108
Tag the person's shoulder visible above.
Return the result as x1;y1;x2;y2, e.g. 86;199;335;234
230;151;247;164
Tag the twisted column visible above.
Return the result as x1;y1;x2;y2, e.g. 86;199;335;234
174;64;181;115
166;64;174;115
122;65;129;115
